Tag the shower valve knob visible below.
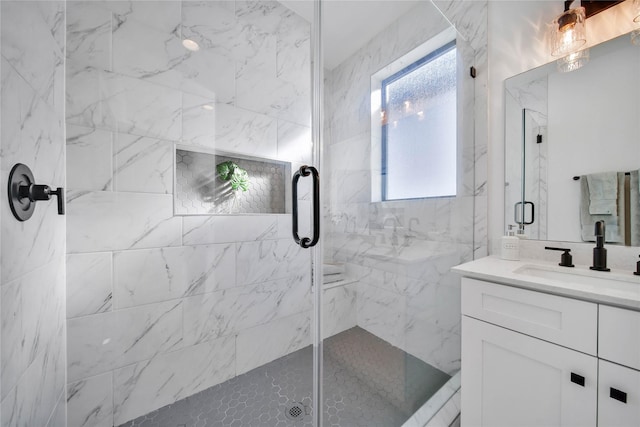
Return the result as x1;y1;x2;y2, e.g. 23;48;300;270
20;184;65;215
8;163;65;221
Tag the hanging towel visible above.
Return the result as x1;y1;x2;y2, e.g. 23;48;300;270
586;172;618;215
580;176;621;243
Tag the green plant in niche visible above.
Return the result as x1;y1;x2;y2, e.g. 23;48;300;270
216;161;250;192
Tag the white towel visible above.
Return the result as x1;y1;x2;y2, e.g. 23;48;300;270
587;172;618;215
580;177;621;243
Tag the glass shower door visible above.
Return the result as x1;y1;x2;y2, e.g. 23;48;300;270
318;0;477;425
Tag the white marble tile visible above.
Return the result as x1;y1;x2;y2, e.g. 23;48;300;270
113;133;173;194
183;272;311;346
66;190;182;253
356;282;405;349
67;252;113;319
182;1;276;73
66;1;112;73
275;13;310;84
177;48;236;103
236;238;309;286
67;300;183;382
277;120;312;163
1;258;66;400
113;244;236;309
182;214;278;245
65;66;104;129
108;0;181;34
113;335;235;425
235;0;286;34
1;340;66;427
46;391;67;427
181;93;218;147
236;311;311;375
323;284;357;339
112;12;188;89
277;214;293;240
1;284;65;427
405;316;461;374
66;125;113;191
102;71;182;140
213;103;278;158
67;372;113;427
236;66;310;127
1;1;65;106
1;58;65;183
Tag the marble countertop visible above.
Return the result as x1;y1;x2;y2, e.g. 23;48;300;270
453;256;640;311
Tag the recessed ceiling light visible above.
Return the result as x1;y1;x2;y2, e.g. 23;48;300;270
182;39;200;52
202;104;214;111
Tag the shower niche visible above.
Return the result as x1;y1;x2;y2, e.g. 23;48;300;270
175;147;291;215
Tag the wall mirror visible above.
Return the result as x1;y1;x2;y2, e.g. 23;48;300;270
504;30;640;246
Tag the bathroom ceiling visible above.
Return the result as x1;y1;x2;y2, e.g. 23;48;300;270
279;0;422;70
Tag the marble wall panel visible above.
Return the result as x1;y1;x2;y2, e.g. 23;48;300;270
113;133;173;194
66;1;112;73
113;244;236;308
66;252;113;318
112;335;235;425
66;190;182;253
67;372;113;427
236;311;311;375
323;284;357;339
1;2;67;425
183;271;311;346
212;102;279;157
66;125;113;191
67;300;183;382
182;214;279;245
236;238;308;285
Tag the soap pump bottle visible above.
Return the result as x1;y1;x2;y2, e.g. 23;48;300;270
501;225;520;261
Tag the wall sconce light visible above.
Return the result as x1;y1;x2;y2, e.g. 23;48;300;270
550;1;587;57
549;1;625;71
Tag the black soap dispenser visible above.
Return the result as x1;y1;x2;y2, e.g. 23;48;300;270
634;255;640;276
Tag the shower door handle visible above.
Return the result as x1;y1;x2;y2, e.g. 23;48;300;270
514;201;535;225
292;165;320;248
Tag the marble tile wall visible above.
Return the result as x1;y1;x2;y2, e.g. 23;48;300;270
65;1;314;425
0;1;67;426
324;0;487;375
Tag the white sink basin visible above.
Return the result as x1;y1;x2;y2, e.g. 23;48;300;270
514;264;640;288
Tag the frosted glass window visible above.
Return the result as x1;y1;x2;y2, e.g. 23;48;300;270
382;41;457;201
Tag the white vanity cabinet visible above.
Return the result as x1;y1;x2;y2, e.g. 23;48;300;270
461;277;640;427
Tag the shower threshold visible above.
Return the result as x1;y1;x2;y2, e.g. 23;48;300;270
119;326;450;427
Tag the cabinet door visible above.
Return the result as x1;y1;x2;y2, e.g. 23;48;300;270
598;360;640;427
462;317;597;427
599;305;640;370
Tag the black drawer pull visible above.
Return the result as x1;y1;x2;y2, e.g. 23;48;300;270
570;372;585;387
610;388;627;403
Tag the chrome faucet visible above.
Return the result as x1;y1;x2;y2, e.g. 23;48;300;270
590;220;610;272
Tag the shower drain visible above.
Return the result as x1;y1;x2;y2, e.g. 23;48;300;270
284;402;308;421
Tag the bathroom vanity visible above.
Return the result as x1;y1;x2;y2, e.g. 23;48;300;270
453;257;640;426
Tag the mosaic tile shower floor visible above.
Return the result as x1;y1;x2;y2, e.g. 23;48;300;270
118;327;450;427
